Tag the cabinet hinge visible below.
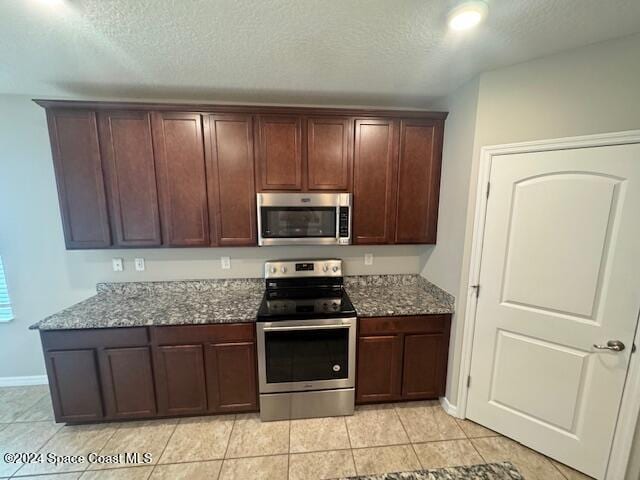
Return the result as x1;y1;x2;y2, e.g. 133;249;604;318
471;284;480;298
486;182;491;199
467;375;471;388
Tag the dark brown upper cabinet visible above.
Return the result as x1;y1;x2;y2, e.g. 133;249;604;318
394;119;444;244
352;118;398;244
205;114;257;246
98;111;162;247
39;101;446;249
255;115;303;191
306;117;353;191
46;109;111;249
152;112;210;247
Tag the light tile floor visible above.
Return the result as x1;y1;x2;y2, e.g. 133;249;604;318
0;386;594;480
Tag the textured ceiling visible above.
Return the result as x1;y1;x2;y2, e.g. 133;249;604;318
1;0;640;107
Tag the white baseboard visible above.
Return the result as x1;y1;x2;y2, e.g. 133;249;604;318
0;375;48;387
440;396;460;418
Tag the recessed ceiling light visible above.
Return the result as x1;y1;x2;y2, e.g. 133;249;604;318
447;1;488;31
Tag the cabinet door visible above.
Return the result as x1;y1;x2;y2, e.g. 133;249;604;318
100;347;156;419
353;119;398;244
356;335;402;403
401;333;448;399
152;112;210;246
46;109;111;249
98;111;162;247
256;115;302;190
154;345;207;415
306;117;352;191
205;342;258;413
205;114;257;246
395;120;444;244
45;349;104;422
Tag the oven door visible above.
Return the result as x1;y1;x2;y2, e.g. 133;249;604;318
256;318;356;393
257;193;350;246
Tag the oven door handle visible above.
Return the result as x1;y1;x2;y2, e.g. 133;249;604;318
262;324;351;332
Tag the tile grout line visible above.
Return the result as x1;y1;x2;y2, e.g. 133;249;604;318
287;418;292;480
343;415;358;476
147;419;180;480
393;403;423;471
456;417;489;465
219;416;237;480
9;420;64;478
81;419;130;475
225;444;406;460
91;424;126;475
217;414;237;480
468;438;488;465
7;389;50;424
549;459;571;480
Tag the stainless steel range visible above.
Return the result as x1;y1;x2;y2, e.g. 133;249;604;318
256;259;356;421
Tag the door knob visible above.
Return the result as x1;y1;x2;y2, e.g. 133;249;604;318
593;340;626;352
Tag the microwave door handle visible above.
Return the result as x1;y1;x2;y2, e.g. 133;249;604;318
262;324;351;332
338;199;341;240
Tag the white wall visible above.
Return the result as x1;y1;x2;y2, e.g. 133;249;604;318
438;32;640;478
0;95;425;378
444;31;640;407
420;77;479;397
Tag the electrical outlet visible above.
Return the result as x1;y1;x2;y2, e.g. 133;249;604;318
134;258;145;272
221;256;231;270
112;258;123;272
364;253;374;266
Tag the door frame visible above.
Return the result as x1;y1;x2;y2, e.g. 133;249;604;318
457;129;640;480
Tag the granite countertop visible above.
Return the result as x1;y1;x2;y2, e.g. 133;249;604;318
339;462;521;480
30;275;454;331
30;279;264;331
345;275;455;317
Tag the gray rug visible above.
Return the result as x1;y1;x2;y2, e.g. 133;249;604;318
338;462;523;480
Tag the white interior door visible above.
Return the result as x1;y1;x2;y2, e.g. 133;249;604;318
466;142;640;479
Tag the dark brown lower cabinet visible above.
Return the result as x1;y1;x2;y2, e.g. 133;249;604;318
402;333;448;399
154;345;208;416
356;335;402;403
40;323;258;423
206;342;258;413
356;315;451;404
100;347;156;419
45;349;104;422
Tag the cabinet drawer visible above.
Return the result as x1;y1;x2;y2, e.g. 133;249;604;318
153;323;255;344
358;315;449;335
41;328;149;350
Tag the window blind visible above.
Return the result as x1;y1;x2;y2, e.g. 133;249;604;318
0;256;14;322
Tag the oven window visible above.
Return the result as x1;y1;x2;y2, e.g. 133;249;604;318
265;328;348;383
261;207;336;238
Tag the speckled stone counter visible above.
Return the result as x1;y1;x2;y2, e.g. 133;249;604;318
344;274;454;317
30;274;454;331
30;279;264;330
339;462;521;479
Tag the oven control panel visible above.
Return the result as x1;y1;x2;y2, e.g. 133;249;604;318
265;259;342;279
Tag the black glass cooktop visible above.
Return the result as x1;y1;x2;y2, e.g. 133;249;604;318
256;285;356;321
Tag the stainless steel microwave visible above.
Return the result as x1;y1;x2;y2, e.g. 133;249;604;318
257;193;352;246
